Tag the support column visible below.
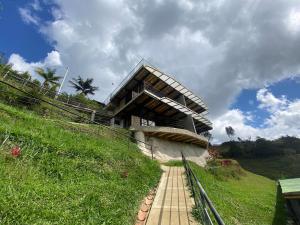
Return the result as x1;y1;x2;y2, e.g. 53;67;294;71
91;110;96;122
176;95;196;133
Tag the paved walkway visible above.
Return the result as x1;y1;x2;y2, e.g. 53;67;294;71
146;166;197;225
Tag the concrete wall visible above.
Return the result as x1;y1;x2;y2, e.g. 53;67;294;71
134;131;209;167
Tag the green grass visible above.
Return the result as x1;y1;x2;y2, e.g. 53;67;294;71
163;160;184;167
0;103;161;225
237;155;300;180
189;161;286;225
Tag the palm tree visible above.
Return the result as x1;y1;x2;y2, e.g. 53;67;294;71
69;76;99;96
35;67;61;88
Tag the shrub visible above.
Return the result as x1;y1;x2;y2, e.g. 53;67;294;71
206;159;245;181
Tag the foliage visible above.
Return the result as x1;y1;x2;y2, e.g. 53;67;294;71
163;160;183;167
58;92;103;110
207;147;221;160
225;126;235;140
70;76;99;96
0;63;108;122
35;67;61;89
189;161;286;225
237;154;300;180
0;103;161;225
217;136;300;159
206;159;246;181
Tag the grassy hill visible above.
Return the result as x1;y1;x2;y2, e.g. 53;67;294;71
191;160;286;225
237;154;300;180
0;102;161;225
215;139;300;180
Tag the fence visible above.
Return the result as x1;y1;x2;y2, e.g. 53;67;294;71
0;71;154;158
0;67;102;112
181;152;225;225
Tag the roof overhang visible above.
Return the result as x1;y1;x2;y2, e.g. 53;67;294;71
131;126;208;148
106;64;208;114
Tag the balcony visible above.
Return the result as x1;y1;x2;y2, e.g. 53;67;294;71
113;81;212;131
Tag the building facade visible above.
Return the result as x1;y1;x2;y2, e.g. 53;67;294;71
105;63;212;165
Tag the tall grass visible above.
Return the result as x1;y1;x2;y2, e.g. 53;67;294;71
189;162;286;225
0;103;161;225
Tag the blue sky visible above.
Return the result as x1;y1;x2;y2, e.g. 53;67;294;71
231;78;300;128
0;0;53;61
1;0;300;142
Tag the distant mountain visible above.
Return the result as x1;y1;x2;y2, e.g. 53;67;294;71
214;136;300;180
215;136;300;158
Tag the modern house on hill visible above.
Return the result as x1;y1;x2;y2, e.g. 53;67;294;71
105;63;212;165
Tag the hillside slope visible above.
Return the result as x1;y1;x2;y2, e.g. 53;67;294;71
238;155;300;180
0;103;161;225
189;161;286;225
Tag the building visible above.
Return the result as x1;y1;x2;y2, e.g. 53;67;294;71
279;178;300;224
105;63;212;165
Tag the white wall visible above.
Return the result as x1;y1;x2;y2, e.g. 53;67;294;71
134;131;209;167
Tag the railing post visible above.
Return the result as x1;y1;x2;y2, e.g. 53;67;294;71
151;145;153;160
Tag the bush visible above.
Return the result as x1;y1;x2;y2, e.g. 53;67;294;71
206;159;245;180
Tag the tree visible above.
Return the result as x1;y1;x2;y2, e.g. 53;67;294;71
69;76;99;96
35;67;61;88
225;126;235;141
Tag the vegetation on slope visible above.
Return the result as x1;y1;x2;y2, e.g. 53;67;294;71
0;63;107;122
0;103;161;225
189;160;286;225
237;154;300;180
219;137;300;158
216;137;300;180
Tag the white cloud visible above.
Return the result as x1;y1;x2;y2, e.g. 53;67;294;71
212;109;257;143
212;89;300;143
12;0;300;140
256;88;288;112
15;0;299;116
8;51;62;80
286;8;300;34
19;7;40;25
31;0;42;11
44;51;62;67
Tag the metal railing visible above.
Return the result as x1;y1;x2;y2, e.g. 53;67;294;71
181;152;225;225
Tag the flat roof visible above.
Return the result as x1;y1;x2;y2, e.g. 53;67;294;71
106;63;208;113
279;178;300;199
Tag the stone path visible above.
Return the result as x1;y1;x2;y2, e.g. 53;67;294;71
145;166;197;225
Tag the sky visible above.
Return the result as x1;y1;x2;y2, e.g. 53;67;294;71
0;0;300;143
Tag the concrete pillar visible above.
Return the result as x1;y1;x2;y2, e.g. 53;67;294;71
110;118;115;127
177;94;196;133
91;110;96;122
131;115;140;127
